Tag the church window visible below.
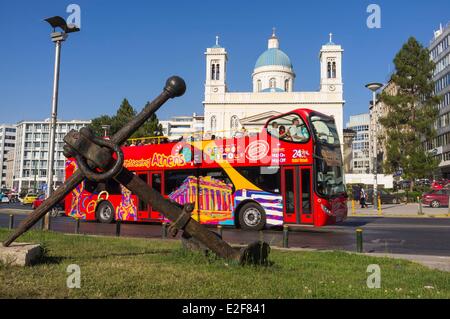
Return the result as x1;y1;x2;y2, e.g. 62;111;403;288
332;62;336;78
284;79;289;92
216;64;220;80
269;78;276;89
230;115;239;132
211;61;220;80
327;62;332;78
210;116;217;132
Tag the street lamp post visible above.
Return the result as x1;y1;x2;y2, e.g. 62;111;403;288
365;82;383;210
43;16;79;229
101;125;111;138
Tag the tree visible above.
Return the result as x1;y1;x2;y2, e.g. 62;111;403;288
89;99;163;139
111;98;136;136
89;115;113;137
379;37;441;190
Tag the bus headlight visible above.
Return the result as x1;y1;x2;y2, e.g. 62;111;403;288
321;204;333;216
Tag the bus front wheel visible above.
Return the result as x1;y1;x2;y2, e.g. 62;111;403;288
96;201;115;223
238;202;266;231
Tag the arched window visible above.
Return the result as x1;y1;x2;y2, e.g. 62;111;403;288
210;116;217;132
284;79;289;92
211;64;215;80
211;62;220;80
257;80;262;92
332;62;336;78
269;78;276;89
327;62;332;78
215;64;220;80
230;115;239;132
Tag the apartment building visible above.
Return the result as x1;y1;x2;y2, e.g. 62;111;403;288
0;125;16;189
13;119;91;193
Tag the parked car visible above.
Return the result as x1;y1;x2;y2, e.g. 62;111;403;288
32;194;65;212
422;189;450;208
431;181;445;190
366;189;401;204
7;192;19;203
0;193;9;203
416;178;431;186
21;193;38;205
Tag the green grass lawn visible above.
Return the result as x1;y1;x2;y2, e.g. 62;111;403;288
0;228;449;298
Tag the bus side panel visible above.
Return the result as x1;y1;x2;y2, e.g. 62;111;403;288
65;181;97;221
234;189;283;227
168;175;235;226
113;188;138;222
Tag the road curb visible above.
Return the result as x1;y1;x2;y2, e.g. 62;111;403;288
0;209;32;215
349;214;450;219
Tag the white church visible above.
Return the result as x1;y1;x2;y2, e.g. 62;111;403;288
203;30;345;143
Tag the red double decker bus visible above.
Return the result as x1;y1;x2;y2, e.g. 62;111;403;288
65;108;347;230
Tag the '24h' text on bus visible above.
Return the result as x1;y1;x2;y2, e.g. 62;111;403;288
65;108;347;230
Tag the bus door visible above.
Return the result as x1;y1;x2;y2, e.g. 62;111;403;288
281;166;313;224
149;171;163;220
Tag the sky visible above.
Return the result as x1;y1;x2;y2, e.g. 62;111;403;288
0;0;449;126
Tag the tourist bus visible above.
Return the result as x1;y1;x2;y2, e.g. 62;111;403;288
65;108;347;230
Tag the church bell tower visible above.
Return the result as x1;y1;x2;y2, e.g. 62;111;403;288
204;36;228;101
320;33;343;94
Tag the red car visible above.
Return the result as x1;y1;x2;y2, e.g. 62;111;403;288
32;194;65;211
422;189;450;208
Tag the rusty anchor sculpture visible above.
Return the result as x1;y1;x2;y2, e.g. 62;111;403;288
3;76;270;265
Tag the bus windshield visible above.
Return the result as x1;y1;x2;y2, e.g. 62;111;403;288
315;145;345;197
310;114;345;197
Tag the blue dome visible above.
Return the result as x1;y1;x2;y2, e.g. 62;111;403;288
255;48;292;69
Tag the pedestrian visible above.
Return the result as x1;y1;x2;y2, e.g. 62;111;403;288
360;186;368;208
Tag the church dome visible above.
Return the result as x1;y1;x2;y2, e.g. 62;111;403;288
255;48;292;69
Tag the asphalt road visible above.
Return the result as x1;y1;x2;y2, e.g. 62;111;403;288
1;203;450;256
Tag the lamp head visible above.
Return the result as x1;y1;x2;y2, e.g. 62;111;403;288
44;16;80;33
365;82;383;92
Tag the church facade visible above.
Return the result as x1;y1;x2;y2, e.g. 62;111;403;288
203;31;345;144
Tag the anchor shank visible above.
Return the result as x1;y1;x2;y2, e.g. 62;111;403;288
3;171;84;246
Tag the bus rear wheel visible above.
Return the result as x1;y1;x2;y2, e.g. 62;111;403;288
238;202;266;231
96;201;115;223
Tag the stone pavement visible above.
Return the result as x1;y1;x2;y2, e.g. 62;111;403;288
348;201;450;218
367;252;450;272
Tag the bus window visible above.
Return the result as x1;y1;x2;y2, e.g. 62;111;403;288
164;170;194;195
152;173;162;193
235;166;281;194
201;169;234;192
266;113;310;143
310;115;340;145
84;179;122;195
